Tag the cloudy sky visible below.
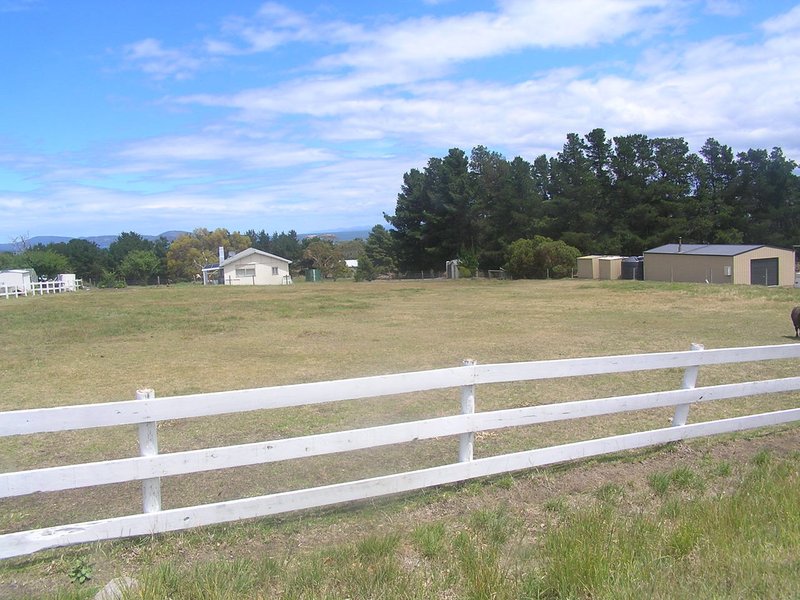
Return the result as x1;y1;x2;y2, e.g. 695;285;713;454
1;0;799;242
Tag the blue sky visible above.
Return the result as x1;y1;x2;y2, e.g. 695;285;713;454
1;0;799;241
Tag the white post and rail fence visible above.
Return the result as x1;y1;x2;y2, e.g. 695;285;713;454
2;343;800;559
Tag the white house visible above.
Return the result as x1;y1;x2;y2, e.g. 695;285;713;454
216;248;293;286
0;269;34;295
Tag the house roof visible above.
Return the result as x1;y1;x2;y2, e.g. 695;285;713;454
644;244;767;257
220;248;292;266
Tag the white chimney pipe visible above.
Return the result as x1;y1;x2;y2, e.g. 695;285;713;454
218;246;225;264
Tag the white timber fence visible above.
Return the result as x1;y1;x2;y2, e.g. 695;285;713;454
1;279;83;299
2;343;800;559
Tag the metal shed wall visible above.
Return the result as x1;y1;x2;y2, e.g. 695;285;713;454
643;246;795;286
598;257;623;280
576;256;601;279
644;254;733;284
731;246;794;286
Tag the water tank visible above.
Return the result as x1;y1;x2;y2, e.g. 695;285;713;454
305;268;322;282
621;257;643;280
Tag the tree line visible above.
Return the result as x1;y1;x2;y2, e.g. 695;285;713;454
382;129;799;273
2;128;797;284
0;228;370;285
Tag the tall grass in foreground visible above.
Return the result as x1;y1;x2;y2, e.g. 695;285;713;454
45;449;800;600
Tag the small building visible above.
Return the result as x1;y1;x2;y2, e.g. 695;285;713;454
643;244;795;286
576;255;624;280
576;255;602;279
0;269;34;294
208;248;293;286
55;274;78;291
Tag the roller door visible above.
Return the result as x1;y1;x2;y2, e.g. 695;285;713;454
750;258;778;286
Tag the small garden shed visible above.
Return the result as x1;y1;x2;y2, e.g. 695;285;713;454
643;244;795;286
219;248;293;286
0;269;34;294
576;255;624;280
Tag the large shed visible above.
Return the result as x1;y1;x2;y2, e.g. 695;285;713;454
214;248;293;286
643;244;795;286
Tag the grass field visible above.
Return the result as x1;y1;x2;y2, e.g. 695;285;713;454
1;278;800;598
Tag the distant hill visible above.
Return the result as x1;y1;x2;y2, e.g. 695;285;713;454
0;228;373;253
302;228;371;242
0;231;188;253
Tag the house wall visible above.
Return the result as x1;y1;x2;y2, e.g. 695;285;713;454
644;247;795;286
224;255;291;286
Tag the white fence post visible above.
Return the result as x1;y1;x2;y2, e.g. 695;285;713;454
672;343;704;426
136;388;162;513
459;359;476;462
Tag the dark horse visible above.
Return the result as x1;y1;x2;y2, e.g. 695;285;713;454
792;306;800;337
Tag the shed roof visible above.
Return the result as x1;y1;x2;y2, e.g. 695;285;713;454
644;244;767;257
220;248;292;266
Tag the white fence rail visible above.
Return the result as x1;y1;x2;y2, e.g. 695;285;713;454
29;278;83;295
2;343;800;559
1;278;83;298
0;284;26;299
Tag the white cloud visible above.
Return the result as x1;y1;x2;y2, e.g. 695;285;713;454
5;1;800;241
123;38;205;80
761;3;800;34
703;0;744;17
314;0;676;85
117;134;336;170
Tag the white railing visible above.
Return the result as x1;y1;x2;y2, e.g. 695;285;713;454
2;343;800;559
0;284;26;299
29;279;82;295
1;279;83;298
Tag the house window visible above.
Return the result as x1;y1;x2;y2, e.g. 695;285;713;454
272;267;279;275
236;266;255;278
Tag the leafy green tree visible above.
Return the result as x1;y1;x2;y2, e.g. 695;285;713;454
609;134;657;254
0;252;17;269
532;239;581;278
504;236;580;279
504;238;538;279
303;239;347;279
647;137;695;247
270;230;303;263
354;253;377;281
245;229;271;252
108;232;154;269
337;239;366;260
386;148;475;272
546;133;601;247
696;138;739;243
151;236;171;282
382;132;800;268
49;239;108;283
732;147;799;247
364;224;397;276
385;168;427;270
119;250;160;285
20;249;71;279
166;228;251;281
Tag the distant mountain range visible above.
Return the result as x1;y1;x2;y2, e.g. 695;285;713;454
0;231;188;252
0;228;372;253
